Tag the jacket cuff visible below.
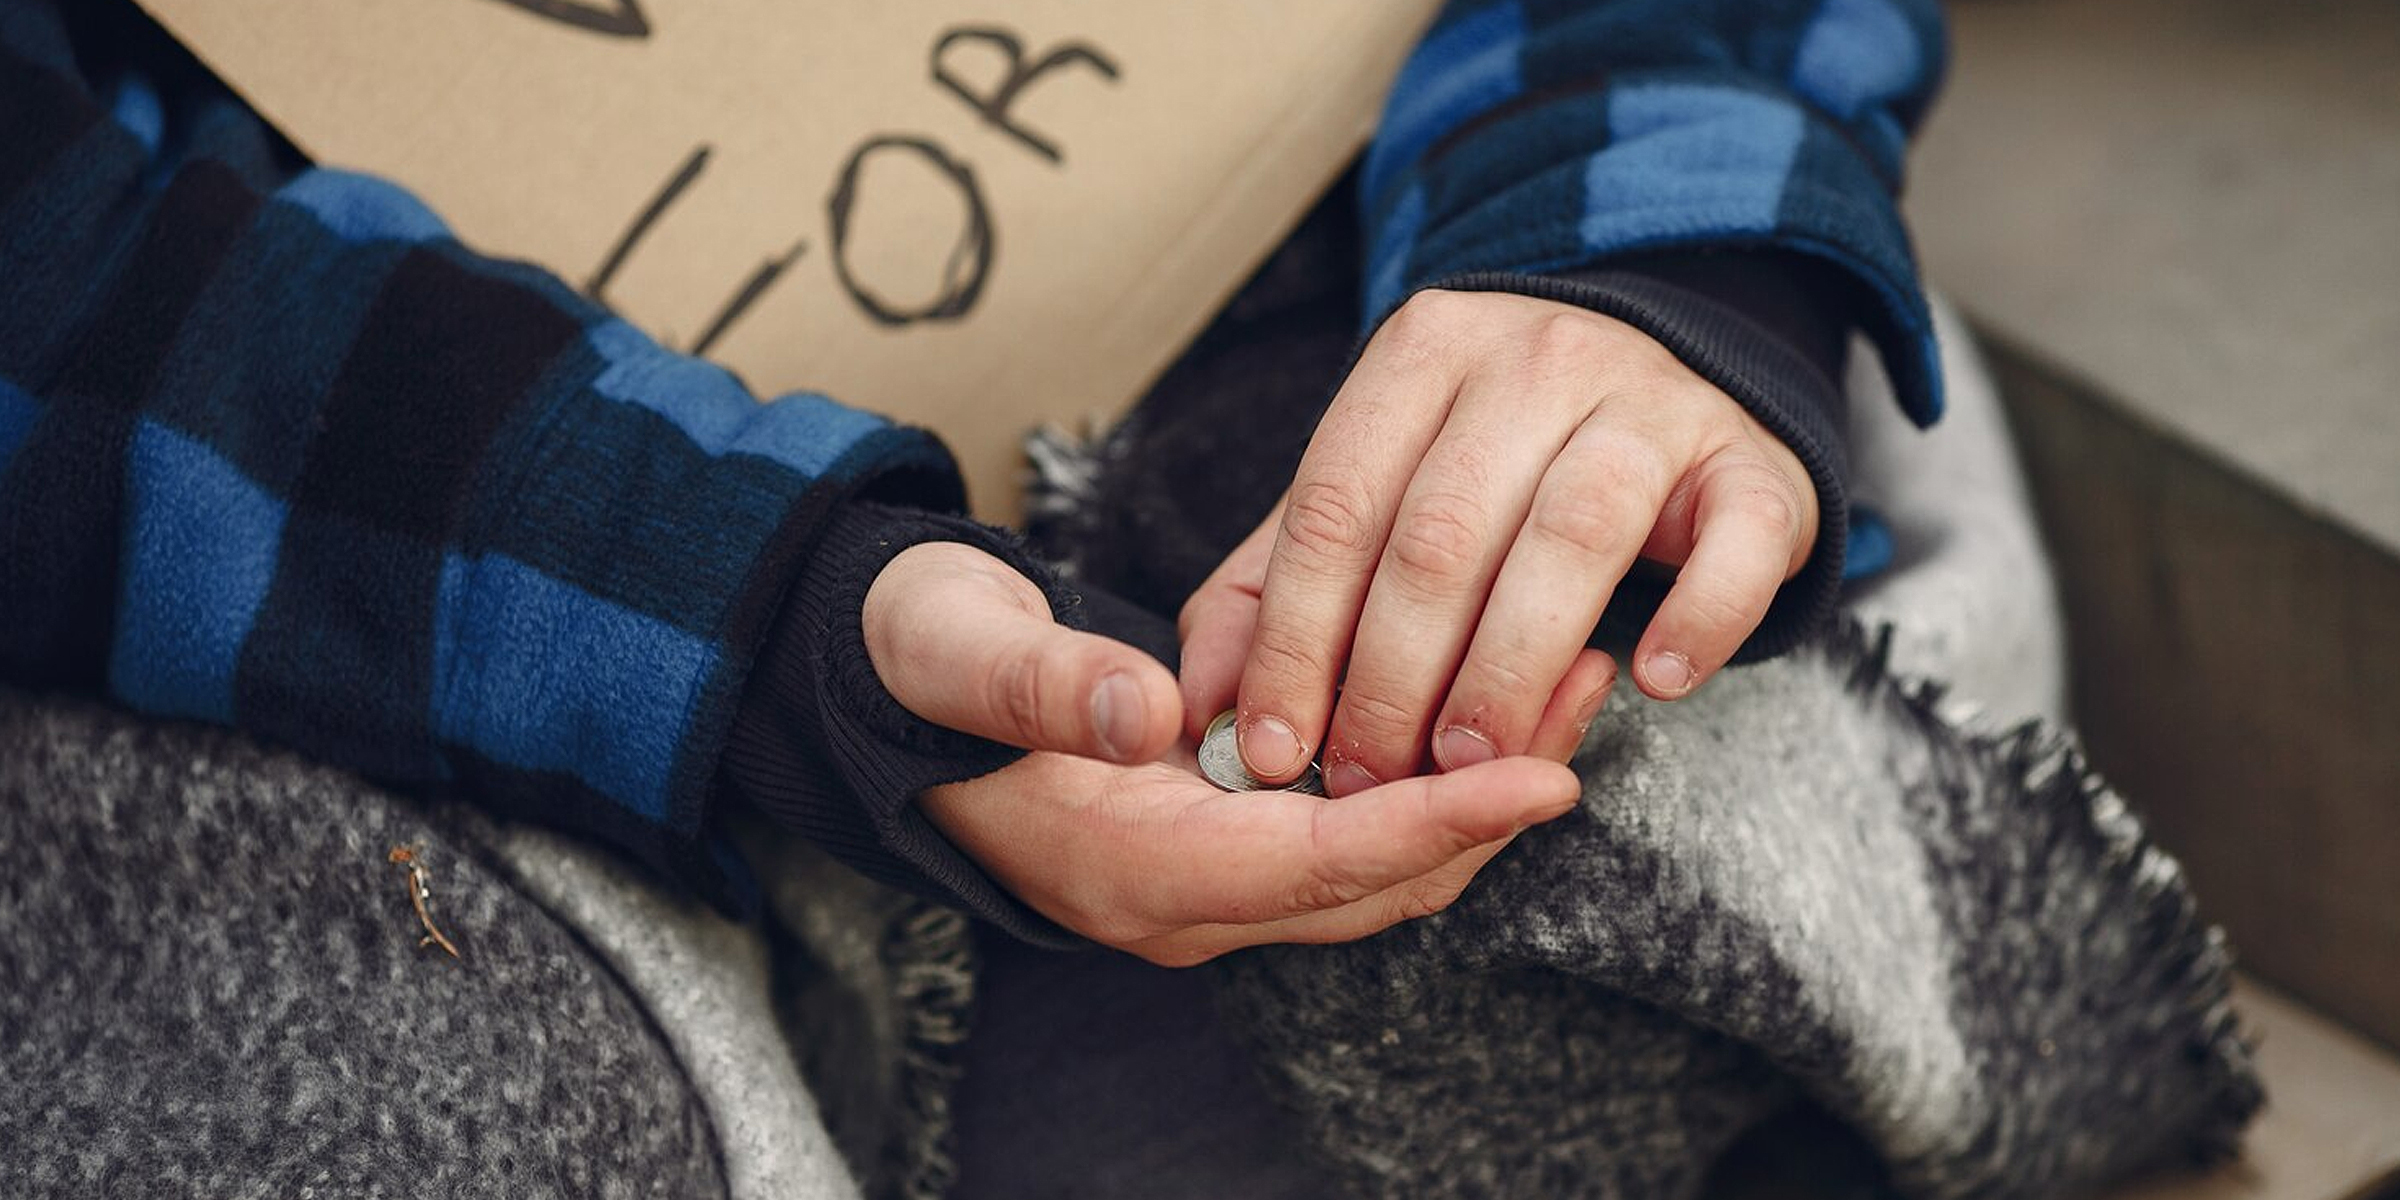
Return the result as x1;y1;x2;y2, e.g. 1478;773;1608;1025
718;499;1088;948
1416;257;1851;663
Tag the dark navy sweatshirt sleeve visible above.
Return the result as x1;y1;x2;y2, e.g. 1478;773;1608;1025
0;0;1041;913
722;501;1151;949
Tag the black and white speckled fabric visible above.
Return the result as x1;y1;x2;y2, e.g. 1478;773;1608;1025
1209;621;2260;1199
1028;276;2265;1196
0;686;731;1200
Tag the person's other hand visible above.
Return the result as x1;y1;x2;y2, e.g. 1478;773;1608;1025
864;538;1585;964
862;540;1186;763
919;749;1580;965
1178;289;1816;796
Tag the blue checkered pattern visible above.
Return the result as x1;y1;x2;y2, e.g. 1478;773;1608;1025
2;0;1950;907
0;0;958;905
1361;0;1948;424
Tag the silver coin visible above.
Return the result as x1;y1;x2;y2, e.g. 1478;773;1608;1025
1198;710;1325;796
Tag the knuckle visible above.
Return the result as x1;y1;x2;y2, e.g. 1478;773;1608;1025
1337;687;1425;751
1178;580;1226;632
1594;439;1675;499
1676;583;1757;638
1603;439;1680;494
1293;804;1371;911
1699;391;1762;441
1385;289;1475;351
1605;325;1690;383
1178;578;1248;644
986;648;1049;741
1247;622;1328;689
1462;646;1545;708
1524;310;1617;368
1724;474;1804;540
1597;366;1691;418
1281;478;1380;563
1635;336;1694;383
1386;495;1487;588
1527;481;1628;559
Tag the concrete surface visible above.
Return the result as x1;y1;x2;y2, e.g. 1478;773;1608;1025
1908;0;2400;555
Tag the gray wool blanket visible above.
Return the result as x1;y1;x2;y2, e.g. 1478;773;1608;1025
1207;619;2257;1198
1028;298;2263;1199
0;688;735;1199
0;680;962;1200
0;301;2260;1198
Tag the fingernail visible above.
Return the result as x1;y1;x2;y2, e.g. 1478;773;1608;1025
1573;679;1612;727
1324;760;1380;797
1092;672;1145;760
1239;714;1305;778
1644;651;1695;698
1433;725;1496;771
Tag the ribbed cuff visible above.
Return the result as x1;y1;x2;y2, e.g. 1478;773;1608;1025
718;499;1087;948
1417;259;1852;663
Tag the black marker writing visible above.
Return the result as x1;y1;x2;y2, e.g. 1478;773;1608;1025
575;23;1115;349
479;0;652;39
931;27;1120;165
585;144;710;300
827;136;993;326
692;234;810;356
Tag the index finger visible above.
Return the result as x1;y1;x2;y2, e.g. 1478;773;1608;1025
1232;305;1464;781
1176;501;1279;742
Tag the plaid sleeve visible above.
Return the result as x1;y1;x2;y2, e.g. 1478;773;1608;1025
0;0;964;908
1363;0;1948;424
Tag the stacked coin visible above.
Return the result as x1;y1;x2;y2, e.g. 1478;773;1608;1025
1197;710;1326;796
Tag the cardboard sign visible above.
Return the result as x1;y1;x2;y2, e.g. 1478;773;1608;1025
132;0;1439;519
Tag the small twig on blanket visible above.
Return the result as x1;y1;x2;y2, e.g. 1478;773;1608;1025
387;845;462;960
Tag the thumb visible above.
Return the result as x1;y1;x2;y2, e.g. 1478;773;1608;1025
864;541;1183;763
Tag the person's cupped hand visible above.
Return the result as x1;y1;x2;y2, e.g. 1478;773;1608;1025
1177;288;1818;797
864;540;1582;965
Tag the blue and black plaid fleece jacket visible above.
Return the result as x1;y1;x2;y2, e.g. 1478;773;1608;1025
0;0;1943;924
1369;0;1945;423
0;0;1018;911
